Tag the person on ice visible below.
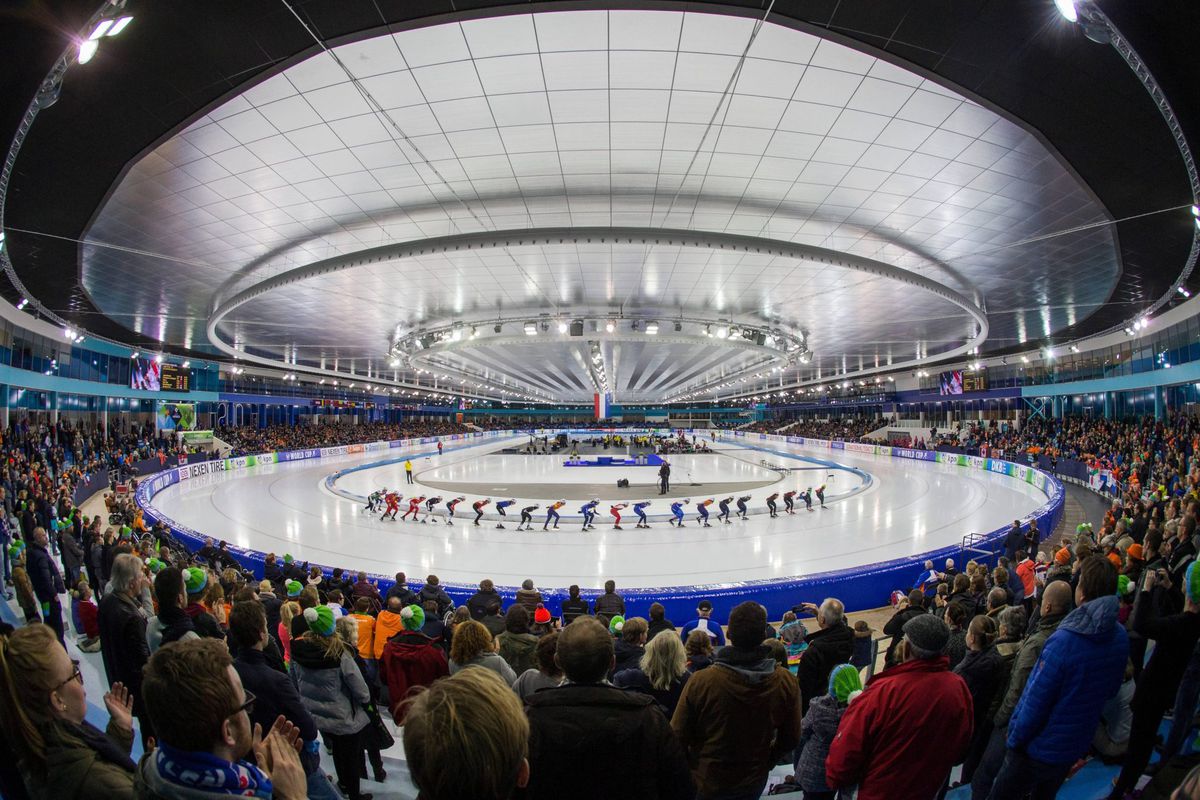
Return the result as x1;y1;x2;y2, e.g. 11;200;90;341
543;500;565;530
580;499;600;531
517;504;540;531
445;496;464;525
472;498;491;526
669;499;690;527
737;495;751;520
495;498;516;529
633;500;652;528
695;498;714;528
610;502;628;530
802;487;815;512
401;495;425;521
422;495;443;523
365;488;385;513
380;490;402;521
815;484;826;508
766;492;779;518
783;489;797;514
717;496;733;524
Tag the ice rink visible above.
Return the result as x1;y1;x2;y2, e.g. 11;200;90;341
146;434;1049;589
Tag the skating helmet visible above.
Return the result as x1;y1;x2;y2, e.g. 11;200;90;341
683;498;691;504
592;498;599;503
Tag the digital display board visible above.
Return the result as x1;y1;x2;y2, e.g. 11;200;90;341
131;358;161;391
938;370;963;395
161;364;190;392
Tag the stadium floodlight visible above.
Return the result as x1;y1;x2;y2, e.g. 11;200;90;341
524;321;537;336
182;361;190;368
1069;345;1080;353
1054;0;1078;22
605;320;615;333
107;16;133;36
389;358;400;368
1179;286;1192;298
715;325;729;339
78;39;99;63
645;321;659;335
557;320;568;333
89;19;115;39
130;351;139;359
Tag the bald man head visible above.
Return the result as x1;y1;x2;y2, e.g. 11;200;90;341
818;597;844;628
1041;580;1072;616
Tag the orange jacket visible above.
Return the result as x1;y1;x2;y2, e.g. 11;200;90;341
351;613;375;660
373;609;405;659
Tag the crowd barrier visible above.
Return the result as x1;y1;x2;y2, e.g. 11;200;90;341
135;428;1064;619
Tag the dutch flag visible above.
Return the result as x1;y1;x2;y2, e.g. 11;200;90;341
594;392;611;420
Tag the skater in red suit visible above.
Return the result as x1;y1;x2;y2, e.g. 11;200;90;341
402;495;425;521
472;498;491;526
783;490;797;514
610;503;628;530
380;491;402;521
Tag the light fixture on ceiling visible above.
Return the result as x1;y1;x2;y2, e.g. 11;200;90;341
494;323;503;333
15;298;27;310
1178;286;1191;299
182;360;190;368
605;320;615;333
524;321;537;336
645;320;659;335
154;354;162;364
1053;0;1078;22
389;358;400;368
715;325;729;339
130;351;139;359
1069;345;1080;353
1043;347;1055;360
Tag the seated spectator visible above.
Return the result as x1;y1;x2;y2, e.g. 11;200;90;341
419;600;447;645
679;600;725;647
647;602;676;640
614;628;691;718
291;606;371;800
672;601;800;800
513;630;565;702
402;668;529;800
0;624;136;798
560;584;590;625
139;637;307;799
611;616;648;676
449;618;517;686
482;601;507;637
525;617;693;800
379;604;449;723
593;579;625;626
794;664;863;799
372;597;405;660
418;574;452;617
684;629;714;673
882;590;925;667
491;601;536;671
467;578;502;620
796;598;854;714
826;614;973;800
384;572;416;607
516;579;543;614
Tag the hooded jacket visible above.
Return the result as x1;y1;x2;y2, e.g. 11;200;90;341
794;693;846;793
953;646;1003;739
372;608;405;659
671;645;801;798
466;588;503;620
1006;595;1129;765
612;639;645;676
498;630;540;675
289;636;370;735
418;582;452;616
379;630;449;723
797;622;855;714
993;609;1066;727
825;655;972;800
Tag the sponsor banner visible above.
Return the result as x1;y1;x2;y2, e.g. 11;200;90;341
844;442;875;454
967;456;986;470
281;448;320;462
893;447;935;461
347;444;365;454
876;445;892;457
388;440;404;448
831;441;846;450
321;445;349;458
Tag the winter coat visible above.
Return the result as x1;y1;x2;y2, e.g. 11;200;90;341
233;648;318;745
1131;586;1200;707
593;591;625;625
350;579;382;613
60;530;85;575
612;639;645;676
560;596;589;625
515;587;543;615
993;610;1065;727
797;622;855;714
647;618;677;641
513;669;564;703
449;651;517;686
97;592;150;717
289;637;370;735
1006;595;1129;765
613;667;690;718
146;607;200;654
418;582;452;616
882;606;925;667
850;628;873;669
794;693;845;793
944;628;968;670
26;541;65;602
467;588;503;620
526;684;694;800
26;718;135;800
825;656;973;800
954;646;1003;743
497;631;539;675
372;609;405;659
385;582;417;608
379;630;449;723
482;613;507;638
671;645;801;798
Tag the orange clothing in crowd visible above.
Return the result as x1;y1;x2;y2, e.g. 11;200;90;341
351;612;376;660
373;608;405;659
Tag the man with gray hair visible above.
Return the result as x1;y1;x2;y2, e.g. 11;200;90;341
827;614;973;800
795;597;854;714
98;551;153;743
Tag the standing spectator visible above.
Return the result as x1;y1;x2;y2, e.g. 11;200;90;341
515;579;543;614
402;668;529;800
593;579;625;627
796;598;855;715
182;567;225;640
882;589;926;667
97;553;151;744
1003;520;1024;562
372;596;405;660
291;605;372;800
560;584;590;625
952;615;1002;790
25;526;66;644
138;638;307;799
672;601;800;800
610;616;649;675
418;574;452;617
497;605;540;675
647;602;676;640
467;578;502;620
146;566;199;653
1107;561;1200;798
679;600;726;647
614;629;692;718
826;614;973;800
794;664;863;800
335;616;386;785
985;557;1128;799
685;629;714;673
512;631;565;702
59;524;85;588
526;617;693;800
379;605;450;723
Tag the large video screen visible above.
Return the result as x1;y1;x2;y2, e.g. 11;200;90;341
938;370;964;395
131;358;161;391
161;364;190;392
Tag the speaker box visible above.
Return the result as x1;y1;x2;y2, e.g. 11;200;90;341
569;320;584;336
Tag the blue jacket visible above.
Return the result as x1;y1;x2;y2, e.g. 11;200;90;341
680;616;726;647
1006;595;1128;765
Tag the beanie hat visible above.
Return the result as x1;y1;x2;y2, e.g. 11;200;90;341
609;615;626;636
286;580;302;597
1054;548;1071;566
1076;523;1093;535
1127;543;1144;561
534;606;552;625
1116;575;1132;597
8;544;21;561
146;558;165;573
304;605;336;637
283;553;294;564
902;614;950;656
184;567;208;595
1106;551;1122;570
828;663;863;704
1187;562;1200;605
400;604;426;631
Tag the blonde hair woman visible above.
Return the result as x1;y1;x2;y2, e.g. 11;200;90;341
0;624;137;798
278;600;300;664
613;628;691;716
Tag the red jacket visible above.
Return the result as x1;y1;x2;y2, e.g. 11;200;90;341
379;631;448;723
1016;559;1037;596
78;598;100;638
826;656;972;800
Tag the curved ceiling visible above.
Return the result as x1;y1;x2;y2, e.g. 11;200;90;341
1;1;1197;403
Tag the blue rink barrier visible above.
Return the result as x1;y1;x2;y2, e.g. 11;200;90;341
134;429;1065;620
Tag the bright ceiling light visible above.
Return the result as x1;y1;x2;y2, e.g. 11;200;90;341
182;361;190;368
1179;286;1192;298
1069;345;1079;353
154;354;162;364
89;19;115;39
557;320;568;333
78;39;99;64
1054;0;1078;22
1020;355;1030;363
524;321;537;336
107;15;133;36
605;320;615;333
715;325;729;339
389;358;400;368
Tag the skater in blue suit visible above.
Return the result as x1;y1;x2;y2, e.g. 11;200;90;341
634;500;652;528
669;499;690;527
580;499;600;531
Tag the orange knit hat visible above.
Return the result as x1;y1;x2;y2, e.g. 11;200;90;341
1127;543;1144;561
1054;548;1071;566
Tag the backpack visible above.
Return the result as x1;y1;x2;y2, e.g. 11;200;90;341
616;478;629;488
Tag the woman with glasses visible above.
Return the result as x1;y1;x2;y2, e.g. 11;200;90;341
0;623;136;798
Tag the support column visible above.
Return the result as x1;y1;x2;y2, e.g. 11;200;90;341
102;400;108;438
1103;392;1112;419
1;384;8;431
50;391;59;425
1155;386;1165;420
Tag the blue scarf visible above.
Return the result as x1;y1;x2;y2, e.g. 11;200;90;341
155;743;273;797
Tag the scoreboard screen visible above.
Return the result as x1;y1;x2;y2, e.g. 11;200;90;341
161;364;190;392
963;370;988;392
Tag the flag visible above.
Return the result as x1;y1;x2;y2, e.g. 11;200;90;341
594;392;611;420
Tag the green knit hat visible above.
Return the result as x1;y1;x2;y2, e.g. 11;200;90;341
286;579;303;597
1186;562;1200;605
184;567;207;595
828;663;863;704
8;544;22;561
400;604;426;631
283;553;294;564
1116;574;1131;597
146;558;166;574
609;615;626;636
304;605;335;636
